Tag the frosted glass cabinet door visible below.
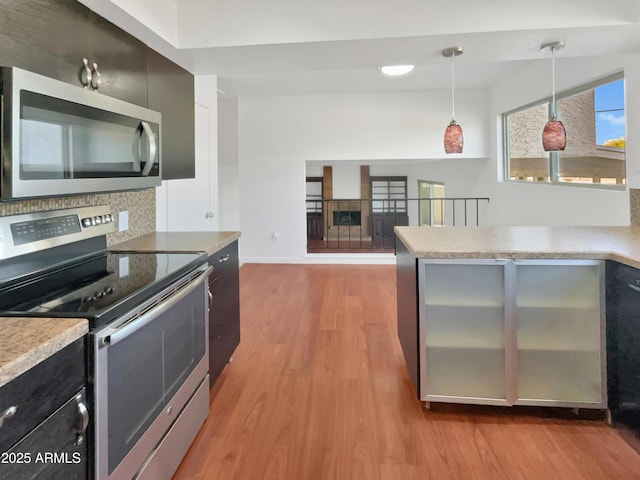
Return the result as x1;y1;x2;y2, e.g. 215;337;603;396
419;260;509;404
515;260;605;406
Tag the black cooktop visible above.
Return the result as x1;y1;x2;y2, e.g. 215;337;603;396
0;250;207;329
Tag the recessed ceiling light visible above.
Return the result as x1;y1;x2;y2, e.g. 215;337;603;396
380;65;415;76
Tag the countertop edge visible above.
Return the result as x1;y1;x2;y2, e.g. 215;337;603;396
394;226;640;270
110;231;241;256
0;319;88;388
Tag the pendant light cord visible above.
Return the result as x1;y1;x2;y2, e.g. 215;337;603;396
551;46;556;118
450;54;456;122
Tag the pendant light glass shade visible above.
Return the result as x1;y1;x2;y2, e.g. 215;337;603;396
542;117;567;151
444;121;463;154
442;46;463;154
541;41;566;152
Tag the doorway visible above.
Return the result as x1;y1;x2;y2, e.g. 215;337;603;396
418;180;445;226
306;177;323;241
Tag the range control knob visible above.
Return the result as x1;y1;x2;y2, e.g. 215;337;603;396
81;218;92;228
94;216;103;225
104;214;112;223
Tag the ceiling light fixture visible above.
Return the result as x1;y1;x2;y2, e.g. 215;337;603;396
540;41;566;151
380;65;415;76
442;46;464;154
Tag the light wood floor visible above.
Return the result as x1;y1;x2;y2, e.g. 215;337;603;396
174;264;640;480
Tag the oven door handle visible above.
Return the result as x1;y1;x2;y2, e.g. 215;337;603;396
100;265;212;347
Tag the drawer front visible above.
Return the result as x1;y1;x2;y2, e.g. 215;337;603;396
0;389;88;480
208;241;239;281
0;338;84;452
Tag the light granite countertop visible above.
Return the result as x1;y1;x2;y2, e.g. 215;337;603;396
395;225;640;269
0;232;239;390
111;231;240;256
0;317;88;388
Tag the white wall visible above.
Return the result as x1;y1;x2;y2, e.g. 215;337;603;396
370;160;490;226
483;53;636;226
109;0;178;44
219;97;241;231
156;74;219;231
237;90;489;263
235;55;639;263
77;0;180;61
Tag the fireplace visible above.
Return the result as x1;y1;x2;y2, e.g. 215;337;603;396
333;210;361;226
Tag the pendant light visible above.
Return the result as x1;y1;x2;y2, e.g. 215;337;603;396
442;46;464;154
540;41;566;151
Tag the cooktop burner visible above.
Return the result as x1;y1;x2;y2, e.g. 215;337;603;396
0;250;206;329
0;206;209;329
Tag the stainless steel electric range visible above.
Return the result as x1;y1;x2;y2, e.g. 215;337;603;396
0;206;211;480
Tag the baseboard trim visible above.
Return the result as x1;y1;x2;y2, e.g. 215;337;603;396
240;254;396;265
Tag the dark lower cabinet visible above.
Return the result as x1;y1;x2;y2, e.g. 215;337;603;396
0;338;88;480
208;241;241;386
1;390;88;480
606;261;640;437
395;237;419;393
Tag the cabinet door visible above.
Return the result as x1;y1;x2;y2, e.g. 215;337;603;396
0;389;88;480
0;339;84;453
89;11;148;106
0;2;147;105
0;0;92;86
147;49;195;179
208;242;241;386
419;259;510;405
514;260;605;406
606;261;640;430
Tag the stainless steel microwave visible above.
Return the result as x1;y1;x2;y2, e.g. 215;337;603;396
0;67;161;200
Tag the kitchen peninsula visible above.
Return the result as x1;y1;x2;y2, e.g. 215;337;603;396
395;225;640;435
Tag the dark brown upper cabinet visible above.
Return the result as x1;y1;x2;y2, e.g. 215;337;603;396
89;11;149;106
0;0;196;180
147;49;196;179
0;0;147;106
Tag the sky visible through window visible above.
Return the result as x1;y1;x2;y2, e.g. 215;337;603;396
594;78;625;145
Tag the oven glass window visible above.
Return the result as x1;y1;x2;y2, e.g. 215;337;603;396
19;91;159;179
106;282;206;474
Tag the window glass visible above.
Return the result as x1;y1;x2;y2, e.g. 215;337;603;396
504;76;625;187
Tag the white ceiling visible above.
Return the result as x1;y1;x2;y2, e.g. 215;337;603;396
81;0;640;97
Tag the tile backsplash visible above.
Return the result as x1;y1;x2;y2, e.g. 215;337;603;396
631;189;640;226
0;189;155;246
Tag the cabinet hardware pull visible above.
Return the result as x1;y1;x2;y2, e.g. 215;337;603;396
75;394;89;446
219;254;230;263
79;58;92;88
0;405;17;429
139;121;157;176
90;62;101;91
628;283;640;293
208;287;213;310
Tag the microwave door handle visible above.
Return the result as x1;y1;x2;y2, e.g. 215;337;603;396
140;121;157;177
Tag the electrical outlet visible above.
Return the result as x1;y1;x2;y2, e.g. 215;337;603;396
118;211;129;232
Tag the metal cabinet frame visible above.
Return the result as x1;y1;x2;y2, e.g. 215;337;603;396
418;258;606;409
